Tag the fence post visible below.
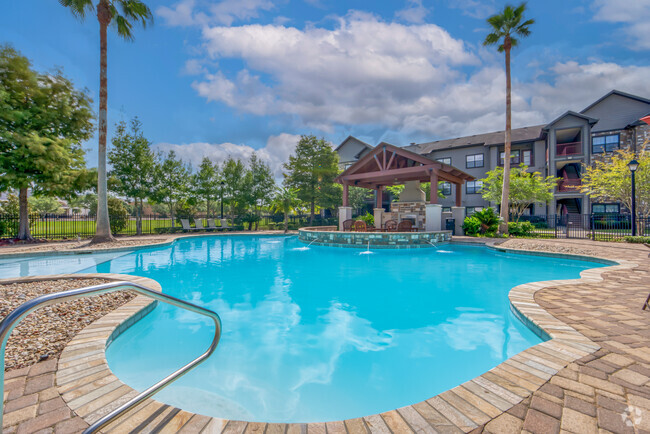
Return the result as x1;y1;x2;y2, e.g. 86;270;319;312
591;214;595;241
554;215;557;238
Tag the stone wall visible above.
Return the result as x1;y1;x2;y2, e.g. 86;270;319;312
298;227;451;248
591;124;650;164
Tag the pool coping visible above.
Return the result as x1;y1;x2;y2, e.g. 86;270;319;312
1;238;640;432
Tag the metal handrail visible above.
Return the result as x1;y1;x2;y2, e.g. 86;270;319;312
0;281;222;433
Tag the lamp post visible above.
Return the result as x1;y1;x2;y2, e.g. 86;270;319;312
220;181;225;219
628;159;639;236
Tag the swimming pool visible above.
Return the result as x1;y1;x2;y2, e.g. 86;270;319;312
1;236;605;423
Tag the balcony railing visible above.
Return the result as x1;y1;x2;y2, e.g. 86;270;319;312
556;141;582;157
558;178;582;192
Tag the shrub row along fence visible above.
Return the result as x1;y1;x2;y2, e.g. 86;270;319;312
0;214;338;240
513;214;650;242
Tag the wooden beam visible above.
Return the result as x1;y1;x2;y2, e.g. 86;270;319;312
430;170;438;204
455;183;462;207
341;165;439;181
386;151;396;171
343;182;349;207
373;155;382;171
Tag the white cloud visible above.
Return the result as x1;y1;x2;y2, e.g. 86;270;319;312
448;0;496;19
593;0;650;50
395;0;430;24
157;0;276;27
155;133;300;178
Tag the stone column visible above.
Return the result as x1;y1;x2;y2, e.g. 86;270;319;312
425;203;442;231
373;208;383;229
452;206;465;236
338;206;352;231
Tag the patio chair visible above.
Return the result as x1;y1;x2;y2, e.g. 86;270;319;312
194;219;211;231
220;218;235;231
383;220;398;232
397;220;418;232
353;220;368;232
342;219;355;231
207;218;224;231
180;218;200;232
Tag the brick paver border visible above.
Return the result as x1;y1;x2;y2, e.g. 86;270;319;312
1;237;646;433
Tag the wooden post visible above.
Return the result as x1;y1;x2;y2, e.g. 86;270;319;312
429;171;438;204
455;183;462;207
376;186;383;208
343;183;349;207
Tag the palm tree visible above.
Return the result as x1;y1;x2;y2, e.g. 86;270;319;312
484;3;533;235
59;0;153;243
270;187;300;233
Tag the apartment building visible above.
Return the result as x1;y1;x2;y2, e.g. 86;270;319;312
336;90;650;217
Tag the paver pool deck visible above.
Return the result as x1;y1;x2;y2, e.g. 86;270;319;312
1;236;649;433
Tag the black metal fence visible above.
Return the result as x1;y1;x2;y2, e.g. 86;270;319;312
0;213;339;240
515;214;650;241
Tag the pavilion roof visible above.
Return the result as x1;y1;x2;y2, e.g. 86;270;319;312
335;142;474;189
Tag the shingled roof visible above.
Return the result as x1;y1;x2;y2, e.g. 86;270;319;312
404;125;546;155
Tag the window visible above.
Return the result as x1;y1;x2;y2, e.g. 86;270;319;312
592;134;620;153
436;157;451;165
499;150;520;165
439;182;452;196
442;207;452;213
522;150;533;166
466;206;484;216
466;153;484;168
466;180;483;194
592;203;620;214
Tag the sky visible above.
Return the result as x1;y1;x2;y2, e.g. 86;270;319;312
3;0;650;177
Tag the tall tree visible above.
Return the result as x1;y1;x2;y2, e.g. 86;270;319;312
283;135;340;225
194;157;220;218
248;152;276;229
151;150;190;228
221;157;247;219
108;117;155;235
59;0;153;243
0;46;94;240
484;3;534;234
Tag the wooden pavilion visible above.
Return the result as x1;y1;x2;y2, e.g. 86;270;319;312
334;143;475;231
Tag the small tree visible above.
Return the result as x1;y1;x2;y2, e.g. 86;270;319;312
108;118;156;235
194;157;220;218
151;150;190;227
283;135;340;224
29;197;63;215
581;149;650;219
348;186;372;215
481;164;557;221
270;186;300;233
0;45;94;240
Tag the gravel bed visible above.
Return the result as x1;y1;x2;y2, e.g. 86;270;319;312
499;238;619;258
0;237;171;255
0;278;136;371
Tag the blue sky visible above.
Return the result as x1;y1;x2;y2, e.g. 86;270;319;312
2;0;650;176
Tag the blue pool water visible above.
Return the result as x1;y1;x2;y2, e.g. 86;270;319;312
0;236;604;422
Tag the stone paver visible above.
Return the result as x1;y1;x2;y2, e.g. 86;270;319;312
2;237;649;433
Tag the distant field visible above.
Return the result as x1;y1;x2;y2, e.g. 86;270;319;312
27;218;174;238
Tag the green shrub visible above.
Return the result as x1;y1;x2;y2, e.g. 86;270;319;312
462;216;481;236
624;236;650;244
357;212;374;226
107;198;129;234
508;221;535;237
473;208;500;234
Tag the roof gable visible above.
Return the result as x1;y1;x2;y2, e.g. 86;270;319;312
581;90;650;114
334;135;373;152
543;111;598;130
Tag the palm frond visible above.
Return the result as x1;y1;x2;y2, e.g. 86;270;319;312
110;0;154;41
58;0;94;18
483;2;533;50
483;32;501;46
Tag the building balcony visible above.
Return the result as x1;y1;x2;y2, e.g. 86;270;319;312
557;178;582;192
556;141;582;157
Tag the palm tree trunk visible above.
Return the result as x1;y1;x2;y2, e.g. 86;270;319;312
499;41;512;235
17;187;32;240
93;0;114;243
